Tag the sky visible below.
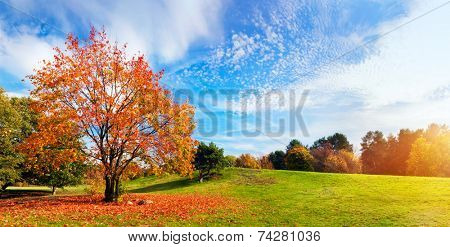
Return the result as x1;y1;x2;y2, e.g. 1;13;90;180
1;0;449;155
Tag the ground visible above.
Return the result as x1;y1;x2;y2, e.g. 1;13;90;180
1;168;450;226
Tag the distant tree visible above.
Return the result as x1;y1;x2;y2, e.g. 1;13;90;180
383;129;423;175
360;131;388;174
309;142;334;172
311;133;352;152
268;150;286;170
236;154;260;169
194;142;226;182
323;153;348;173
224;155;237;167
258;155;273;169
19;113;86;194
407;124;450;177
285;146;314;171
286;139;302;151
0;90;37;190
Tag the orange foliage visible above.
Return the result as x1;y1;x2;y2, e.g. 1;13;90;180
27;28;197;201
236;154;261;169
0;194;241;226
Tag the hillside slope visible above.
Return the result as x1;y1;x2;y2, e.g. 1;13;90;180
126;168;450;226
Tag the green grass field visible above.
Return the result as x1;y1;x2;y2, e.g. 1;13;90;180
3;168;450;226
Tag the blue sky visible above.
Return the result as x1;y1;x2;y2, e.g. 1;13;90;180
1;0;450;155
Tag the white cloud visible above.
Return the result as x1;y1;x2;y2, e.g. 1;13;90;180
0;22;63;79
1;0;224;72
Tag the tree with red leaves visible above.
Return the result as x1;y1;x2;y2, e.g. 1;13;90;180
28;28;197;202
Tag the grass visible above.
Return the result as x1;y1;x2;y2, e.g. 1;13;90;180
2;168;450;226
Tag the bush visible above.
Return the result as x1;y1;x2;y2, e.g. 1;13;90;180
285;146;314;171
236;154;261;169
258;155;273;169
194;142;226;182
224;155;237;167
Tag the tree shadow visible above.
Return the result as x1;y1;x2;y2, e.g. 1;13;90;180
128;178;195;193
0;189;51;200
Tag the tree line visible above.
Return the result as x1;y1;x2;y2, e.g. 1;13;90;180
193;126;450;180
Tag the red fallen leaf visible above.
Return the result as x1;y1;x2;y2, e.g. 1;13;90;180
0;194;243;226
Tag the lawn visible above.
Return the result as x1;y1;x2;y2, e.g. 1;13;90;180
2;168;450;226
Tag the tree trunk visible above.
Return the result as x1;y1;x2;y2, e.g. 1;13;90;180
104;176;120;202
52;186;57;195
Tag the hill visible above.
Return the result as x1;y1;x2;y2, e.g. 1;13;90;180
3;168;450;226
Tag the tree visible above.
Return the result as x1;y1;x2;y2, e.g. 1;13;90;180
407;124;450;177
0;89;37;190
19;111;86;194
311;133;353;152
268;150;286;170
360;131;388;174
258;155;273;169
193;142;226;182
286;139;302;151
285;146;314;171
236;154;260;169
309;142;333;172
383;129;422;175
28;28;196;202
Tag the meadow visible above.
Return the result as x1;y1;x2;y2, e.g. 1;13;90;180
2;168;450;226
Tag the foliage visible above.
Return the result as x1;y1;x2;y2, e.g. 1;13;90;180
360;131;388;174
18;112;86;194
193;142;226;182
236;154;261;169
312;133;353;152
268;150;286;170
28;28;196;202
0;89;37;189
407;125;450;177
224;155;237;167
285;146;314;171
258;155;273;169
0;194;239;226
286;139;302;151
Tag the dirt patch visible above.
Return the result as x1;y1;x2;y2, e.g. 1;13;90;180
236;170;277;185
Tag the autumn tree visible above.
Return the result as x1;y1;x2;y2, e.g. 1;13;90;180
407;124;450;177
28;28;196;202
236;154;260;169
285;146;314;171
19;111;86;194
286;139;302;152
258;155;273;169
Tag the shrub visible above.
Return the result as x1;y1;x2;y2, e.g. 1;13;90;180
194;142;226;182
285;146;314;171
236;154;261;169
224;155;237;167
258;155;273;169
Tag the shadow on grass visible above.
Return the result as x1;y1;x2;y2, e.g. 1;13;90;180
0;189;51;200
128;178;195;193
